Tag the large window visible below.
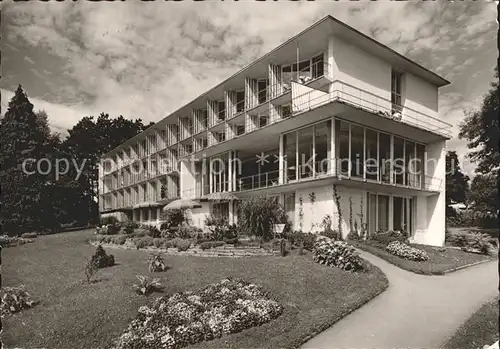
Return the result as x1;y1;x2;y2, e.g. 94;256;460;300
284;131;297;182
365;129;378;181
236;91;245;113
284;193;295;226
312;54;324;79
336;120;350;175
350;124;364;178
297;126;314;180
218;101;226;121
379;133;391;183
405;140;416;187
258;79;268;104
393;136;404;185
377;195;389;231
416;144;425;188
391;69;403;113
212;202;229;220
314;120;331;175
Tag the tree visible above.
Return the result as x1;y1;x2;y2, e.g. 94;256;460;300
61;114;152;223
0;85;49;235
445;151;469;216
459;68;499;174
459;67;499;228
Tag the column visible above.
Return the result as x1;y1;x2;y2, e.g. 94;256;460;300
388;194;394;231
330;116;336;176
279;134;284;184
228;151;233;192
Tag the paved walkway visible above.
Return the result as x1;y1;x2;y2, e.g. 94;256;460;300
302;251;498;349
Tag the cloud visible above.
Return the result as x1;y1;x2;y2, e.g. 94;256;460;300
1;1;496;176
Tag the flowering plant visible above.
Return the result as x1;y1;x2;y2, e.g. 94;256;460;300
386;241;429;261
1;285;39;316
113;278;282;349
312;236;366;272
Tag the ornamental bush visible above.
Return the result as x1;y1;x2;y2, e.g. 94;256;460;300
1;285;39;316
91;245;115;268
312;237;366;272
386;241;429;261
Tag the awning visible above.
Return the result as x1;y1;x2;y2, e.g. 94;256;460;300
200;192;239;202
163;199;202;210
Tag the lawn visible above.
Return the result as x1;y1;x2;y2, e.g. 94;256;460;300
350;240;494;275
443;297;499;349
3;229;388;349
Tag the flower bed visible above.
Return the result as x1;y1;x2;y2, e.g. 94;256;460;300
113;278;283;349
313;236;366;272
386;241;429;261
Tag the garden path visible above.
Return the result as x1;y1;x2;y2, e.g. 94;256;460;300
302;250;498;349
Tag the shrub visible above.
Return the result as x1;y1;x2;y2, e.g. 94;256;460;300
133;236;154;249
148;254;168;272
199;241;225;250
152;238;163;248
146;225;162;239
133;275;163;295
322;229;342;240
313;237;366;272
21;232;37;239
224;237;239;245
447;231;496;255
237;196;287;242
0;235;35;248
205;215;238;241
176;239;191;252
123;222;139;234
160;209;186;230
386;241;429;261
132;228;148;238
84;258;99;283
177;224;197;239
1;285;39;316
91;245;115;268
286;231;317;251
369;230;407;245
112;235;128;245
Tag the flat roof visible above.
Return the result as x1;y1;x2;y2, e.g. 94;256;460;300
102;15;450;159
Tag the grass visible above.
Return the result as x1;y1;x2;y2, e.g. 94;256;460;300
3;229;388;349
350;239;493;275
443;297;499;349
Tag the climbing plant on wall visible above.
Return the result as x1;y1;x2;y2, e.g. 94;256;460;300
332;184;342;237
309;192;316;231
298;195;304;231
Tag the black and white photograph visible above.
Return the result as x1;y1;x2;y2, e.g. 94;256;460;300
1;1;498;348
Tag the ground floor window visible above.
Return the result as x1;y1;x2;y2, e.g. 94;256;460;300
143;208;150;221
212;202;229;220
151;208;157;221
367;193;414;235
134;210;140;221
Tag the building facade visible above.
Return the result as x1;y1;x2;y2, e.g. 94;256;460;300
98;16;451;246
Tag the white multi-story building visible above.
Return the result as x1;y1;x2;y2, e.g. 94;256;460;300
99;16;451;246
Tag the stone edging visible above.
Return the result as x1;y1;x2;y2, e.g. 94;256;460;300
89;241;275;258
442;258;495;274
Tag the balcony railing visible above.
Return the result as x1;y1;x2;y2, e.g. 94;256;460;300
180;159;443;198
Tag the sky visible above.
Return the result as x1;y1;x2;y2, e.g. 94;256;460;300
1;1;497;176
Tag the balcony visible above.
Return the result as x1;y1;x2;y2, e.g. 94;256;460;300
180;159;443;200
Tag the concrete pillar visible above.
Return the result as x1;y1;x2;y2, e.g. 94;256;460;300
279;134;284;184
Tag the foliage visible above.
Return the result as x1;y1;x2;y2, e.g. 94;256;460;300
238;196;287;242
1;285;39;316
148;254;168;272
467;174;498;227
123;222;139;234
446;231;496;255
368;230;407;246
133;237;155;249
386;241;429;261
298;195;304;230
160;209;186;230
204;215;238;241
133;275;164;296
313;237;366;272
114;278;283;349
177;224;198;239
84;258;99;283
199;241;225;250
91;245;115;268
445;151;470;216
332;184;343;237
146;225;162;239
346;230;360;240
459;67;499;174
176;239;191;252
286;231;317;251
